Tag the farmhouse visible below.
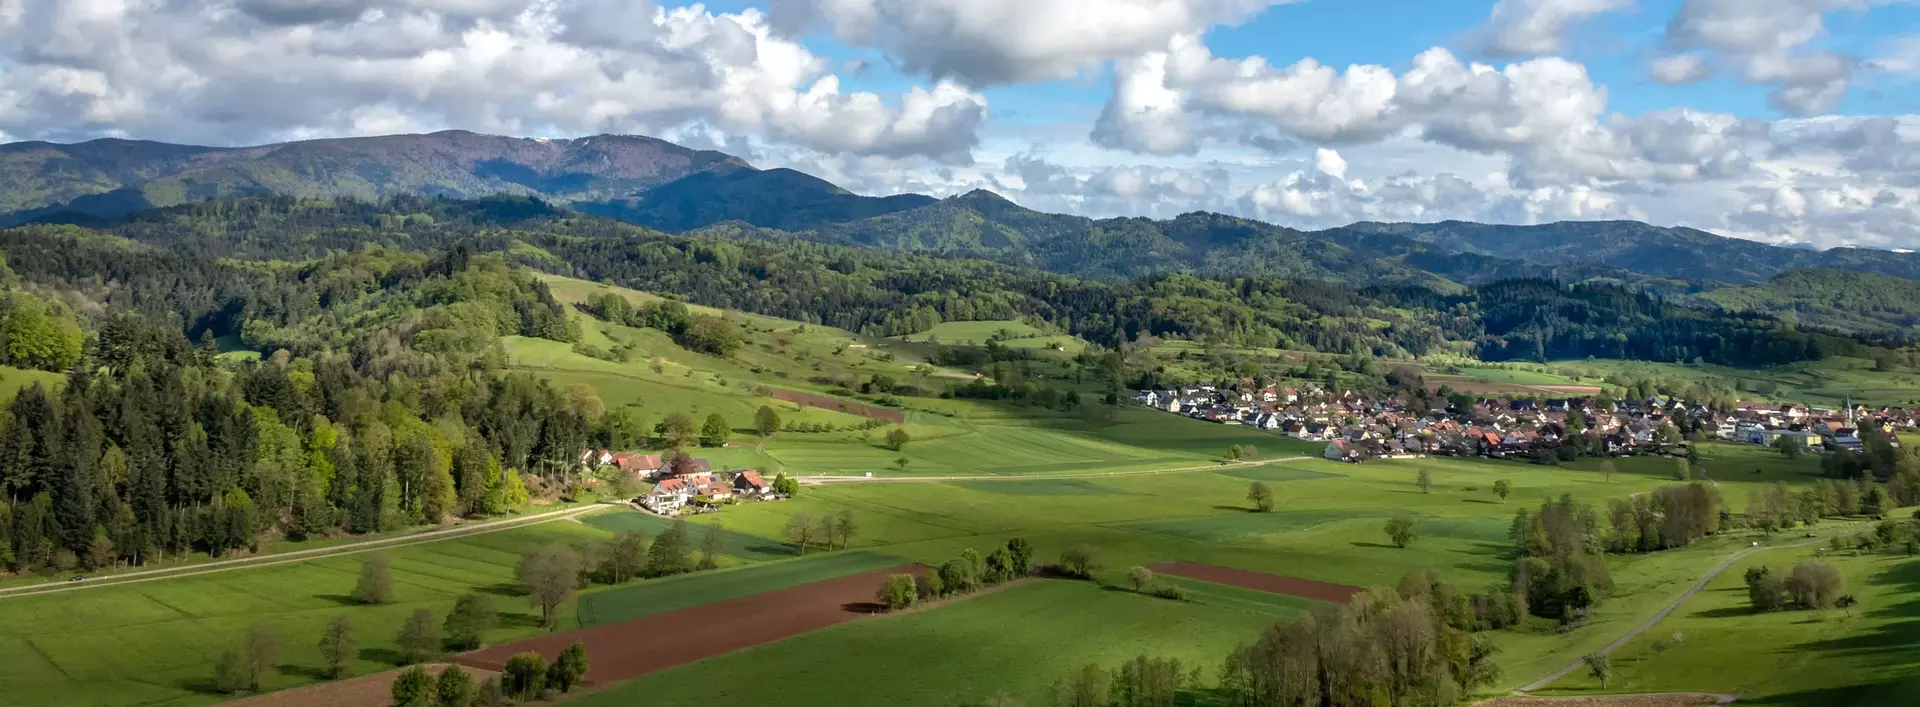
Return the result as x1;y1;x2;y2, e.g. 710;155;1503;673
642;477;691;514
733;470;773;497
613;453;666;476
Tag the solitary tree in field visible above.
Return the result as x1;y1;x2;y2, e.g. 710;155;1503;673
700;413;730;447
836;509;858;550
317;615;356;679
398;608;440;664
1417;469;1433;494
699;523;724;570
241;623;280;693
886;427;912;451
1583;652;1611;689
1127;566;1155;592
518;543;584;630
754;406;782;439
1225;444;1243;462
444;593;498;650
1385;516;1418;548
352;553;394;605
1060;545;1101;579
1247;482;1274;513
786;512;819;554
1493;480;1512;501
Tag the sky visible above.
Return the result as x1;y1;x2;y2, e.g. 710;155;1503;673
1;0;1917;248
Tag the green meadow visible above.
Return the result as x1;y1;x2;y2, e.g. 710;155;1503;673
1537;536;1918;706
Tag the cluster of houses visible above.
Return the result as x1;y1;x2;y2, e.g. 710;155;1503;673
1136;385;1916;463
581;449;782;515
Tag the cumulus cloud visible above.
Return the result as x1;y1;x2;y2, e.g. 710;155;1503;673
1236;148;1643;229
1477;0;1631;56
1093;38;1777;190
0;0;987;161
1655;0;1885;115
769;0;1287;85
1650;53;1712;84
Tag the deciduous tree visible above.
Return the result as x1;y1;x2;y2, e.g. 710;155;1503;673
1246;482;1274;512
318;615;357;679
518;544;583;629
398;608;440;664
352;553;395;605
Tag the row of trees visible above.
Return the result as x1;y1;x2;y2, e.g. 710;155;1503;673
1035;570;1503;707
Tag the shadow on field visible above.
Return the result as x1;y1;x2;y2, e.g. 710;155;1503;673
280;664;330;680
1754;557;1920;702
316;594;364;606
1460;498;1501;505
478;582;522;598
1350;541;1398;549
1691;605;1758;619
360;647;404;665
1212;505;1260;513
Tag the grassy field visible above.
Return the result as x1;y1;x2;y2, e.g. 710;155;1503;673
0;515;618;707
1538;538;1919;705
897;320;1086;354
569;579;1297;707
0;365;64;403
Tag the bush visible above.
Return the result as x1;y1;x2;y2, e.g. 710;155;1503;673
1058;545;1100;579
1148;583;1189;601
878;574;919;610
502;652;547;701
392;665;433;707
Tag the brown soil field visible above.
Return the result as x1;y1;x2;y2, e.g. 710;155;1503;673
1477;694;1731;707
1149;562;1365;604
224;664;498;707
770;388;906;424
453;563;927;686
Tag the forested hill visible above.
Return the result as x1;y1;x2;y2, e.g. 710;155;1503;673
0;130;747;225
11;130;1920;295
1339;220;1920;285
6;194;1896;369
1696;269;1920;335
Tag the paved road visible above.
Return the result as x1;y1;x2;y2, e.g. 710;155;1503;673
798;457;1314;484
0;504;609;601
1515;540;1815;693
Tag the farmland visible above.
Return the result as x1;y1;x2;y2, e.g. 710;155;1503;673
10;273;1918;707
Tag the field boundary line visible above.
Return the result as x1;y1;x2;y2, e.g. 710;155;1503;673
1514;540;1816;694
0;504;610;601
799;456;1314;484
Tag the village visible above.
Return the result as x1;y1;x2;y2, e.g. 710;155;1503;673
578;449;792;516
1136;384;1918;463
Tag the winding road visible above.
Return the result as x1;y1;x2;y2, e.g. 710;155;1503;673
1515;540;1817;694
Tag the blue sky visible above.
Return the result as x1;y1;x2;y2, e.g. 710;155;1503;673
0;0;1916;246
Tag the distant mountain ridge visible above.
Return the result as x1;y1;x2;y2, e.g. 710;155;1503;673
8;130;1920;295
0;130;749;225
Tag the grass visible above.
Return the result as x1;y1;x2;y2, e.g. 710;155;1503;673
0;365;64;403
577;551;908;626
568;579;1299;707
1536;538;1919;705
581;509;803;562
0;516;616;707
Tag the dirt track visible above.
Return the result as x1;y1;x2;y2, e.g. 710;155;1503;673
1150;562;1365;604
453;563;928;685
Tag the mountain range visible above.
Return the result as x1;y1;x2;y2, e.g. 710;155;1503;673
6;129;1920;334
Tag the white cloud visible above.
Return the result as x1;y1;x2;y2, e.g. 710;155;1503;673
1654;0;1890;116
769;0;1287;86
1477;0;1632;56
1313;147;1348;181
1650;53;1712;83
0;0;987;161
1093;39;1781;191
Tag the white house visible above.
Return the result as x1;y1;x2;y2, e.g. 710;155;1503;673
642;478;691;514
